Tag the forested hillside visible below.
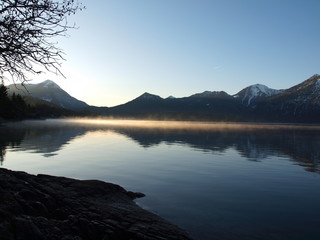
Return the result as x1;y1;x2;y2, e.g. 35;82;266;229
0;85;27;119
0;85;78;120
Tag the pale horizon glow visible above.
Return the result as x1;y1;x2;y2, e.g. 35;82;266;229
14;0;320;107
33;118;320;131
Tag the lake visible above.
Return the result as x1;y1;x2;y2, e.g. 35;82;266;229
1;119;320;240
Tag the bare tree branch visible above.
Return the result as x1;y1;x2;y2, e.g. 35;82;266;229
0;0;84;84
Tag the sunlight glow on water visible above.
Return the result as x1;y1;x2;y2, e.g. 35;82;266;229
64;118;320;130
1;119;320;240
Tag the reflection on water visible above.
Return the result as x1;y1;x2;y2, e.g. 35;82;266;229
1;119;319;173
1;119;320;240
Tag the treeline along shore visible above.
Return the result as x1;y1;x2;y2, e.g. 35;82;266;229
0;84;84;120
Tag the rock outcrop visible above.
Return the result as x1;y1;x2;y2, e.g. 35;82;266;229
0;168;192;240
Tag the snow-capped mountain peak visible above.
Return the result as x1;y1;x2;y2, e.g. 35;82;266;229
39;80;61;89
249;84;275;96
234;84;282;106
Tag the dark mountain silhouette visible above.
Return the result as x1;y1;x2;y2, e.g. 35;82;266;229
106;74;320;122
190;91;233;99
5;74;320;122
7;80;89;111
251;74;320;122
107;91;247;121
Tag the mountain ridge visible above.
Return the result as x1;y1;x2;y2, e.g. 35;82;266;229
272;74;320;104
106;74;320;122
234;84;283;106
7;80;89;111
6;74;320;122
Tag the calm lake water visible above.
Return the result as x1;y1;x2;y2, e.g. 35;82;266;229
1;119;320;240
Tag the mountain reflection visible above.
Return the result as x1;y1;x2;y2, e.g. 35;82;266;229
0;125;26;165
0;120;319;173
0;120;88;159
116;126;320;173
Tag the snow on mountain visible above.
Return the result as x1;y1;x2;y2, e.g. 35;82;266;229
234;84;282;106
275;74;320;105
5;75;320;121
40;80;60;89
7;80;89;111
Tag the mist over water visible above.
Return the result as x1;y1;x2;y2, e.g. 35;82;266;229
1;118;320;240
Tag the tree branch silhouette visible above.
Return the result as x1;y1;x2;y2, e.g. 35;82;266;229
0;0;84;85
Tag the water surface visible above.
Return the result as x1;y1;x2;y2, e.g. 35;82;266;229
1;119;320;240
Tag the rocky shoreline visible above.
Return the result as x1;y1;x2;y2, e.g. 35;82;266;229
0;168;192;240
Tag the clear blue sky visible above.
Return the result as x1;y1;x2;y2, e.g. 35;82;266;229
32;0;320;107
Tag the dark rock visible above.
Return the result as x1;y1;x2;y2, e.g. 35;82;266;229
127;191;146;199
17;189;39;201
14;217;45;240
0;168;192;240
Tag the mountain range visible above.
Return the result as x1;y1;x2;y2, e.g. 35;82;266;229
7;74;320;122
7;80;89;111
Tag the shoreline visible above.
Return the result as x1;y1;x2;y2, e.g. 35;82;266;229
0;168;192;240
